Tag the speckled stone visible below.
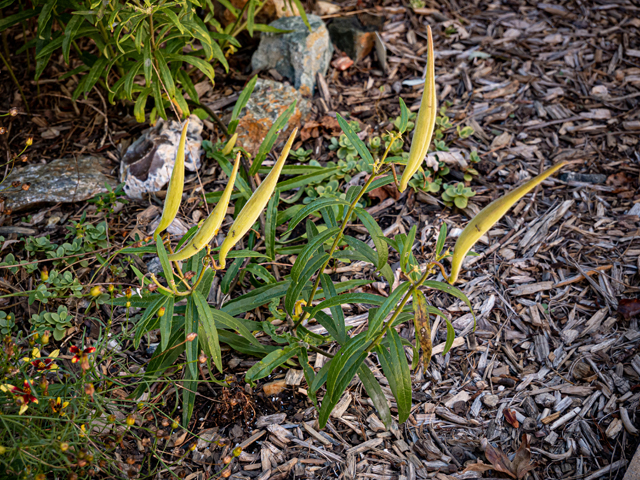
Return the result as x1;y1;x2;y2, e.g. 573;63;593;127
251;14;332;96
0;156;115;213
120;115;202;199
235;78;311;155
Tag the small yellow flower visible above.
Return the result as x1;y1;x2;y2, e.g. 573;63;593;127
90;286;103;297
24;348;60;371
51;397;70;416
25;137;33;146
294;299;307;318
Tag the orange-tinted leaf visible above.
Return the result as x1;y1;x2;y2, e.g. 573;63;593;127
504;408;520;428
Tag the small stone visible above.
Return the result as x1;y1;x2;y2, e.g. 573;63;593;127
235;78;311;155
483;395;499;408
0;156;115;213
263;379;287;396
499;248;515;260
328;16;378;64
146;343;159;355
120;115;203;199
252;14;332;96
591;84;608;98
146;257;163;275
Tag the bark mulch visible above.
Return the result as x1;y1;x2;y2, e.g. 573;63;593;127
0;0;639;479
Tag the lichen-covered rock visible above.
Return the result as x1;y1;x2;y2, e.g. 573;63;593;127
251;14;332;96
235;78;311;155
120;115;202;199
0;156;115;213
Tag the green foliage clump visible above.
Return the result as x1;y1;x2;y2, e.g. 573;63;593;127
0;0;309;122
441;182;476;209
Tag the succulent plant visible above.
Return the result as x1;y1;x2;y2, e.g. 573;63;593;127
441;182;476;209
30;306;73;341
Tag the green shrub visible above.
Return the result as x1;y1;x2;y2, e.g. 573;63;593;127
0;0;308;121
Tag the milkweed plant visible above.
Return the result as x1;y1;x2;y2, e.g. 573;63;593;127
124;26;565;428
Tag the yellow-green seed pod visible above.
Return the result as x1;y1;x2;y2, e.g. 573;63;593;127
154;119;189;237
221;133;238;156
167;152;241;262
448;162;566;284
399;26;437;193
216;129;297;269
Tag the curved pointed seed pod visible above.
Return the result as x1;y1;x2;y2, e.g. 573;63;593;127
399;25;437;193
154;119;189;237
449;162;566;284
217;128;297;269
221;133;238;156
167;152;242;262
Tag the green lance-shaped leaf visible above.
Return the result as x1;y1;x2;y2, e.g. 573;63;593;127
154;119;189;236
399;25;437;193
217;128;297;269
449;162;566;283
168;152;241;261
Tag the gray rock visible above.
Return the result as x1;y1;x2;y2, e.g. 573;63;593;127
251;14;332;96
0;156;115;213
482;394;499;408
146;257;163;275
120;115;203;199
328;16;379;64
235;78;312;155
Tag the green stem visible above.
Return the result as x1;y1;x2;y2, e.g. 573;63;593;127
366;268;430;353
291;138;399;334
232;1;266;38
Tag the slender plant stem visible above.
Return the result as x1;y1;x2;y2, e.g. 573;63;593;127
366;268;430;353
292;135;401;333
308;344;334;359
291;172;379;332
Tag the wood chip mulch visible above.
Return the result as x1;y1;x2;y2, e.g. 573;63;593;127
1;0;639;479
